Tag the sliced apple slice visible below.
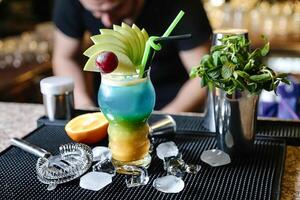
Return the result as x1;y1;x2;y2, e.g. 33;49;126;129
113;25;135;64
132;24;147;65
121;23;141;65
90;34;127;53
84;50;136;74
83;43;126;58
141;28;149;43
113;24;139;65
99;29;132;59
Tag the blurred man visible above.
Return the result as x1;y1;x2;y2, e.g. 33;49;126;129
52;0;212;113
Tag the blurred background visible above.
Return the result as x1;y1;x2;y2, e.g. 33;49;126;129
0;0;299;118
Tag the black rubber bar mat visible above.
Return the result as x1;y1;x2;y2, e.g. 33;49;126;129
256;120;300;145
0;123;285;200
166;115;300;142
38;112;300;145
169;115;300;145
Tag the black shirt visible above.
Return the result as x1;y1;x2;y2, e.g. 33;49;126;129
53;0;212;109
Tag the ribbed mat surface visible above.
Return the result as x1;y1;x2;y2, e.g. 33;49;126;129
257;120;300;144
169;115;300;144
37;113;300;142
170;115;209;133
0;124;285;200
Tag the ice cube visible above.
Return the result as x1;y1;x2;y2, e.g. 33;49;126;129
185;164;201;174
92;146;112;162
156;141;178;160
79;172;112;191
200;149;231;167
46;183;57;191
164;153;186;177
92;158;116;176
121;165;149;188
153;175;184;193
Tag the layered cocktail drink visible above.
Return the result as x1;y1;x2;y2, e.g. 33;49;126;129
98;72;155;168
83;11;185;172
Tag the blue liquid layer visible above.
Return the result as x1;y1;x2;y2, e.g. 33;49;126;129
98;79;156;123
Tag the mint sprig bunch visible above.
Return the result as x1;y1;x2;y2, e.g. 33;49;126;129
190;35;289;94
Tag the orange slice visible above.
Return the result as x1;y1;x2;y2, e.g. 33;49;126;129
65;112;109;144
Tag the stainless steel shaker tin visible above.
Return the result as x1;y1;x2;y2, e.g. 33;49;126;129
40;76;74;121
214;89;258;157
204;29;258;157
212;29;249;46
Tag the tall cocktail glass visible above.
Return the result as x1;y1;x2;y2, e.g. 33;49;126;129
98;70;155;171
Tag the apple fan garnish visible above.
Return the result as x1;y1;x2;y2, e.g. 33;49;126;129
83;23;149;75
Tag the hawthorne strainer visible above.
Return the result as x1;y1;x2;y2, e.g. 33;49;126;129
11;138;93;190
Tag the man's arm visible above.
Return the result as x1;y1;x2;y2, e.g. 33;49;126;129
161;42;210;113
52;29;95;108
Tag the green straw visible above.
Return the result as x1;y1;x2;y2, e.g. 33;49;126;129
140;36;161;77
139;10;185;78
162;10;185;37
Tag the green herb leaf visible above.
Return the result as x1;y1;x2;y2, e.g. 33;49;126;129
211;45;225;52
189;67;198;78
249;73;271;82
190;35;288;95
231;78;245;90
280;78;291;85
244;59;254;71
275;73;288;79
233;71;238;79
221;64;233;79
200;55;209;64
260;42;270;56
249;49;260;60
247;82;258;93
212;51;221;66
235;70;250;79
220;55;228;65
208;68;220;79
201;55;214;69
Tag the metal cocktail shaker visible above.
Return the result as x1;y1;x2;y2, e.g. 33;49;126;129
211;29;249;46
40;76;74;121
204;29;258;157
204;29;249;133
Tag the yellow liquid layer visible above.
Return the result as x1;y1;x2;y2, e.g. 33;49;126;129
108;123;150;162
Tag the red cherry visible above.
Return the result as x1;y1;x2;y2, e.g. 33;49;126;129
96;51;118;73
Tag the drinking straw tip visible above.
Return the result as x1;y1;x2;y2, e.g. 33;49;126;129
140;10;186;77
163;10;185;37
